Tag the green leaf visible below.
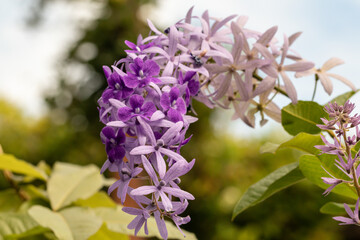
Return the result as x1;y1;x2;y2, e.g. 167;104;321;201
232;162;304;220
4;226;50;240
0;189;22;212
47;162;103;210
18;198;50;214
88;224;128;240
328;90;359;106
281;101;327;136
259;142;279;154
94;207;197;240
320;202;353;215
0;154;47;181
74;192;116;208
299;155;357;199
318;154;352;181
0;212;38;240
28;206;102;240
277;132;323;155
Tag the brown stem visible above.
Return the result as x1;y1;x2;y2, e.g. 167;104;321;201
3;170;29;201
341;125;360;197
252;72;289;98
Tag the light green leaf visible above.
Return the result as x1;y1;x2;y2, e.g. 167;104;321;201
328;90;359;106
61;207;103;240
74;192;116;208
318;154;352;181
320;202;353;215
94;207;197;240
0;212;38;240
4;226;50;240
47;162;103;210
88;224;128;240
18;198;50;214
232;162;304;220
0;154;47;181
259;142;279;154
281;101;327;136
28;206;102;240
28;206;73;240
277;132;323;155
102;177;117;187
299;155;357;199
0;189;22;212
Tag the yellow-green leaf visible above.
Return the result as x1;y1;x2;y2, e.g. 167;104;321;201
28;206;102;240
0;154;47;180
88;224;128;240
74;192;116;208
47;162;103;210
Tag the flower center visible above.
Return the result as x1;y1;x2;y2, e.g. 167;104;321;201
115;83;121;90
155;139;165;150
135;107;141;114
121;168;131;176
139;70;144;78
157;180;166;190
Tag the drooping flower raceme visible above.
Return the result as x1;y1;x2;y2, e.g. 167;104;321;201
98;7;356;238
315;101;360;226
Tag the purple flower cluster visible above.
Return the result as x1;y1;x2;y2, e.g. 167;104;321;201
98;7;357;238
315;101;360;226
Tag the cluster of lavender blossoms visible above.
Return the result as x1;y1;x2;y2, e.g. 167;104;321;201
97;7;356;238
316;101;360;226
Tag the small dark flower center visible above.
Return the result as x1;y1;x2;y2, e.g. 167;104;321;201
135;107;141;114
115;83;121;90
173;177;181;184
120;168;131;176
155;139;165;150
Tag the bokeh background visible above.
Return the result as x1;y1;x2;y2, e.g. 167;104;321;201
1;0;360;239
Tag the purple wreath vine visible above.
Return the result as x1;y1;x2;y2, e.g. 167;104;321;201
98;7;358;239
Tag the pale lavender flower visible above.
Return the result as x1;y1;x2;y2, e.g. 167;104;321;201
333;199;360;226
296;57;356;95
131;156;195;211
130;122;186;178
254;35;315;103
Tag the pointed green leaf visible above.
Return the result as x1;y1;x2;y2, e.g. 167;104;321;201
277;132;323;155
88;224;128;240
259;142;279;154
94;207;197;240
320;202;353;215
281;101;327;136
4;226;50;240
328;90;359;106
28;206;102;240
0;154;47;180
299;155;357;199
0;189;22;212
0;212;38;240
318;154;352;181
74;192;116;208
47;162;103;210
61;207;103;240
232;162;304;220
28;206;73;240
